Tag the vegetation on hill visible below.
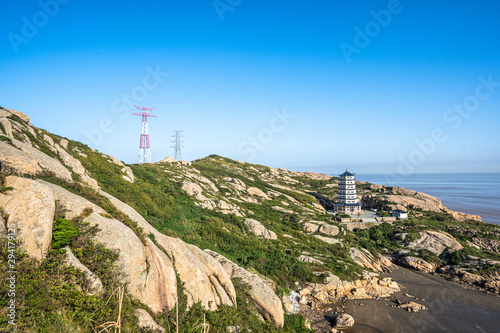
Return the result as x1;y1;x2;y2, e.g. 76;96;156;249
1;111;499;332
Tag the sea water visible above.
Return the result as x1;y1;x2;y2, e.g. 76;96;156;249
355;173;500;225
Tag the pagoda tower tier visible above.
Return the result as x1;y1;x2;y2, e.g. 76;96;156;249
334;170;362;214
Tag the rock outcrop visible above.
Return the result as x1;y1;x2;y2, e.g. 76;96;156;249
313;235;342;245
349;248;394;273
396;301;428;312
0;139;73;182
246;187;269;200
244;218;277;240
305;272;400;303
302;222;322;233
318;224;339;237
135;309;166;332
0;176;55;261
82;212;177;313
407;231;463;255
362;185;482;222
398;256;437;273
332;313;355;329
0;108;31;124
53;143;98;188
302;221;339;237
298;255;325;265
38;181;237;314
98;190;237;311
64;246;103;295
205;250;284;328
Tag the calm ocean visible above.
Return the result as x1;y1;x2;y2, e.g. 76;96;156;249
354;173;500;226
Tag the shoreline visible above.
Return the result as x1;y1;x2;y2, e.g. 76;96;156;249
335;266;500;333
355;172;500;226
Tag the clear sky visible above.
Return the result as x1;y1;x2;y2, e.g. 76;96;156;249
1;0;500;175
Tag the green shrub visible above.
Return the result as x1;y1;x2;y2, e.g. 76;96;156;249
52;217;80;250
405;232;419;243
420;249;442;265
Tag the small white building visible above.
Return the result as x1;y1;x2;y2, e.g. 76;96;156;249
391;209;408;220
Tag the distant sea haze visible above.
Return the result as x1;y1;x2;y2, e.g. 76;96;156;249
348;173;500;226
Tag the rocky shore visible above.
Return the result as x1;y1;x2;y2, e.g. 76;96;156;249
299;266;500;333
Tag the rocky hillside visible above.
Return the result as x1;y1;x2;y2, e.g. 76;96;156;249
1;106;499;332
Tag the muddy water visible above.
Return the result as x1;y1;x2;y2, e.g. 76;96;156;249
340;267;500;333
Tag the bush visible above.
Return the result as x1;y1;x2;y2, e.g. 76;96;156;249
52;217;80;250
420;249;442;265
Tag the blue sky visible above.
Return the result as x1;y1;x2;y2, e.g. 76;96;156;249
1;0;500;174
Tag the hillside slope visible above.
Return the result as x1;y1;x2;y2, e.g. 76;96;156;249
1;106;499;332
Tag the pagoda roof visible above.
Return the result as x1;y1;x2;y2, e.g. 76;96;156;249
339;170;355;177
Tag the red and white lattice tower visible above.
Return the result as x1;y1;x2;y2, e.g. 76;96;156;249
133;105;156;164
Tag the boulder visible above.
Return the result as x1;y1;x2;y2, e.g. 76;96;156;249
397;301;428;312
446;209;481;222
282;293;294;313
244;218;277;240
0;176;54;261
64;247;103;295
97;190;237;311
60;138;69;149
0;108;31;124
38;180;105;219
0;118;13;138
83;212;177;313
247;187;269;200
43;134;54;146
2;138;73;182
303;171;332;180
272;206;295;214
205;250;284;328
181;181;206;201
135;309;166;332
399;256;436;273
298;255;324;265
53;143;98;188
313;235;342;245
223;177;246;191
310;202;326;211
318;224;339;236
333;313;354;329
370;184;384;191
408;231;463;255
302;222;319;233
0;140;42;176
159;156;175;163
349;248;393;273
121;166;134;183
308;272;399;302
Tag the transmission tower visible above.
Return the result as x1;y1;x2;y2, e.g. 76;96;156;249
133;105;156;164
171;130;184;161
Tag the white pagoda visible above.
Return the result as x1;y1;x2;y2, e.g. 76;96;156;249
334;170;362;214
